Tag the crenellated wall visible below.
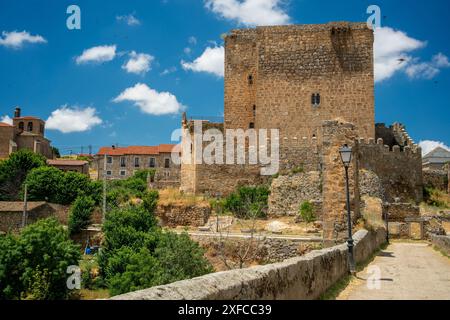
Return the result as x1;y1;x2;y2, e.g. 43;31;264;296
356;137;423;203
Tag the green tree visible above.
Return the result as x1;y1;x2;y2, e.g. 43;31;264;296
25;166;64;203
56;171;94;205
0;234;23;299
68;196;96;235
0;219;81;300
18;218;81;300
0;150;46;201
51;147;61;158
142;190;159;213
299;201;316;223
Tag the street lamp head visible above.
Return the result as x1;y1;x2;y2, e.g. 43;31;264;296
339;144;353;167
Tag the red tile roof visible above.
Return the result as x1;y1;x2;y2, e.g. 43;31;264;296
47;159;89;166
97;144;177;156
13;116;42;121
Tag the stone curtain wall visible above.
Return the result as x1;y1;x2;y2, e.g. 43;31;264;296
111;228;386;300
156;203;211;227
268;171;322;217
224;23;375;149
357;138;423;203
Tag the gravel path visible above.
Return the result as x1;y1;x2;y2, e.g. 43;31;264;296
337;242;450;300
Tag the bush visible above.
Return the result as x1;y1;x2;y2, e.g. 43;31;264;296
68;196;96;235
99;201;213;296
224;186;270;219
0;218;81;300
25;167;102;205
0;150;46;201
424;187;450;209
299;201;316;223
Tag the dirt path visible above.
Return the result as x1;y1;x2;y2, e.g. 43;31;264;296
337;242;450;300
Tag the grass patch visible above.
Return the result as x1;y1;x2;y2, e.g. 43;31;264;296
319;242;388;300
432;245;450;259
158;188;209;206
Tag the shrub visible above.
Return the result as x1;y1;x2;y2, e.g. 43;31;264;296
0;150;46;201
0;218;81;300
299;201;316;223
99;201;213;297
224;186;270;219
68;196;96;235
424;187;450;209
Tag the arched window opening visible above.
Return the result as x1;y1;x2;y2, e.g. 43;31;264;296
27;122;33;132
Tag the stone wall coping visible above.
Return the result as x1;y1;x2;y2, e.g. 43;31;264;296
110;228;385;300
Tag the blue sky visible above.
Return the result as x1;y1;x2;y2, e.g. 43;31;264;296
0;0;449;156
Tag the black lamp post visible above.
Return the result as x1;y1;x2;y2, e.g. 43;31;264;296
339;144;356;275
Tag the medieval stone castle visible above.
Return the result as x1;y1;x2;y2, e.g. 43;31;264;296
179;22;424;241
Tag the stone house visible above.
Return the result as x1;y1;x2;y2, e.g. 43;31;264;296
422;147;450;171
94;144;180;188
47;159;90;175
0;201;68;233
0;107;53;159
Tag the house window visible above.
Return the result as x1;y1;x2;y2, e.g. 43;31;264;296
149;157;156;168
120;157;126;167
18;122;24;131
27;122;33;132
106;170;112;176
39;124;44;134
311;93;321;107
134;157;140;168
120;170;126;176
249;122;255;129
106;156;113;164
164;158;170;168
248;74;253;85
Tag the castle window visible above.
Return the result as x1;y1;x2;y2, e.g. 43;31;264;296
311;93;321;107
18;122;24;131
27;122;33;132
39;124;44;134
249;122;255;129
248;75;253;85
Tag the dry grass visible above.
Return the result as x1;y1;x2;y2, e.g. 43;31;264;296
76;289;110;300
158;188;209;206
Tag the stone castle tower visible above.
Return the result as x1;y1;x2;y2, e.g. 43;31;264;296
224;22;375;141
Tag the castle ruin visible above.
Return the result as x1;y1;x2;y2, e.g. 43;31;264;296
179;22;423;241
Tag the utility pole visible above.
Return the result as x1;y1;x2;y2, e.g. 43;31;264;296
102;154;107;224
22;184;28;228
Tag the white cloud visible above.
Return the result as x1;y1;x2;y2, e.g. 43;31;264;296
205;0;290;26
374;27;425;82
116;14;141;26
113;83;185;115
46;106;103;133
181;46;224;77
1;115;13;125
122;51;154;75
405;53;450;80
76;45;117;64
184;47;192;55
0;30;47;49
160;66;177;76
419;140;450;156
188;36;197;45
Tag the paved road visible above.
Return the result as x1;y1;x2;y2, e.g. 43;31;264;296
337;242;450;300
